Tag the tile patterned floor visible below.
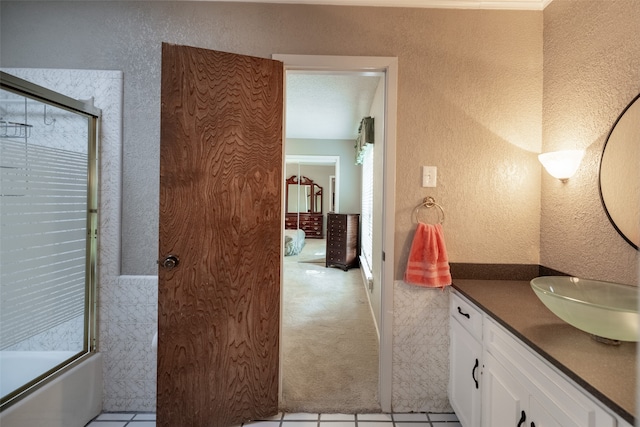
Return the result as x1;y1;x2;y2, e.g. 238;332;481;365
86;412;461;427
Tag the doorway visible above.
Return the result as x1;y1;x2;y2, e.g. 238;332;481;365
282;153;380;412
275;55;398;413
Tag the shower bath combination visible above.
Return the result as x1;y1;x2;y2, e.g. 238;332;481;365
0;72;102;427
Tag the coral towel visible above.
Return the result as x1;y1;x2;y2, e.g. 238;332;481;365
404;223;452;288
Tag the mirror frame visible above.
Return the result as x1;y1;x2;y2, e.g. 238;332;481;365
285;175;322;214
598;92;640;251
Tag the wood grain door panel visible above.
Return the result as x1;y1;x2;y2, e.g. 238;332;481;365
158;43;282;427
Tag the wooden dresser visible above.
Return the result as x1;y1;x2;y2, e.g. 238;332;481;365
326;213;359;271
285;213;323;239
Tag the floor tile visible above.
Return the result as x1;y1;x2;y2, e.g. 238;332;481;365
428;413;459;422
283;413;319;420
96;413;135;421
354;422;393;426
243;422;280;427
280;422;317;427
87;411;462;427
393;413;428;421
319;422;356;427
356;413;393;421
86;422;127;427
320;413;355;420
133;414;157;420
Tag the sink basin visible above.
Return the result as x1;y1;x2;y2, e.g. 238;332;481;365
530;276;639;342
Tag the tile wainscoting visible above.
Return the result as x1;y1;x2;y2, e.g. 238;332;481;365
101;275;158;411
98;278;455;412
392;281;452;412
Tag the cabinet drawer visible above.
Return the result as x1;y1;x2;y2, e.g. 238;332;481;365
450;291;483;341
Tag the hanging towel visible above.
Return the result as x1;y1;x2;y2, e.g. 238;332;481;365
404;222;452;288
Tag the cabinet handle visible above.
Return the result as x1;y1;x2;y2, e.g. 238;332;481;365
517;410;526;427
457;306;470;319
472;358;479;389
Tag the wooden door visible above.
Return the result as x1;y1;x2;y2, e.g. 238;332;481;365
158;43;283;427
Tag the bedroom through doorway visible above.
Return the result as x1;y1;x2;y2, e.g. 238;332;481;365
280;67;385;413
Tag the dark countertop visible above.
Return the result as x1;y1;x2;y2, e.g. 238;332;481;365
452;279;636;425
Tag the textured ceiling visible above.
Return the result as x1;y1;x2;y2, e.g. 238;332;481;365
216;0;552;10
286;72;383;140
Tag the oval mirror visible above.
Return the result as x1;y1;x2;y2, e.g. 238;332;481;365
599;93;640;250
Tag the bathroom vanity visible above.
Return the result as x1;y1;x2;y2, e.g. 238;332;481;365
449;280;636;427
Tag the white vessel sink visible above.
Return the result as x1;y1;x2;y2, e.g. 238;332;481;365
530;276;639;342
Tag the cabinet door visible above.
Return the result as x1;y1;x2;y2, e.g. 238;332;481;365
481;352;529;427
484;319;615;427
449;318;482;427
528;396;564;427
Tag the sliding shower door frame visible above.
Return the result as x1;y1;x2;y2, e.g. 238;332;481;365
0;71;101;410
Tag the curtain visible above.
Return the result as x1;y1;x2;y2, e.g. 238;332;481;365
355;116;374;165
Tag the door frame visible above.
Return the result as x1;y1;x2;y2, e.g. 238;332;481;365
274;54;397;412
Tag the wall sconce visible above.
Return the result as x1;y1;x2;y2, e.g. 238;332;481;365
538;149;585;182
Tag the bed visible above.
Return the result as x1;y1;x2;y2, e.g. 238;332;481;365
284;229;306;256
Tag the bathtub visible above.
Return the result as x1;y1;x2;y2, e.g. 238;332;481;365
0;351;103;427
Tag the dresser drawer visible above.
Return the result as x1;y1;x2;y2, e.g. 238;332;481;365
327;248;345;259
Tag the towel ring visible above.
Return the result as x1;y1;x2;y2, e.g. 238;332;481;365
412;196;445;224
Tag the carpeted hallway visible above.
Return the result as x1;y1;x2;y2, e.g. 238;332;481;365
281;239;380;413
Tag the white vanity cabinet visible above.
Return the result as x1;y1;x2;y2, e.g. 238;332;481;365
449;289;619;427
449;292;483;427
483;318;614;427
482;351;548;427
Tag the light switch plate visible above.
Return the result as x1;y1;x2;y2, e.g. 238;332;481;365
422;166;437;187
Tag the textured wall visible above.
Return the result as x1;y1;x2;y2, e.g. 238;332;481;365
542;0;640;286
0;2;542;276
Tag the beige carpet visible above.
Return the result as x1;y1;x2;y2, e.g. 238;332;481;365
281;239;380;413
296;238;326;264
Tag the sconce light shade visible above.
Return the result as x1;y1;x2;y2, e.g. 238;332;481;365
538;149;585;182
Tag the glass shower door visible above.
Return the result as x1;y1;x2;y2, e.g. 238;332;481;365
0;73;99;408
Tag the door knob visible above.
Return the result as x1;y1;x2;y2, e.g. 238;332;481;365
161;255;180;270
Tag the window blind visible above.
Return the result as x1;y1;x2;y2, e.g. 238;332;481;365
361;144;374;276
0;139;88;349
